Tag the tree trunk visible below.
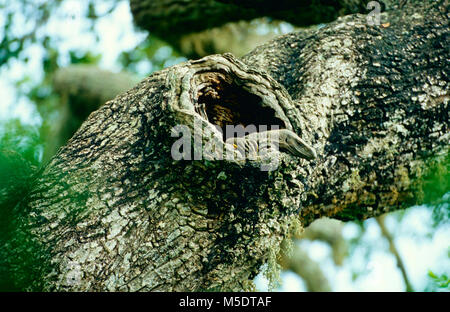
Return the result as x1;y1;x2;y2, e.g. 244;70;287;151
130;0;388;58
41;65;140;163
130;0;393;40
3;0;448;291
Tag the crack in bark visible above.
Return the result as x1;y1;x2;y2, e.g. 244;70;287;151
2;0;448;291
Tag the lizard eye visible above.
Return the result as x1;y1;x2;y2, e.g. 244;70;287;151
194;71;287;141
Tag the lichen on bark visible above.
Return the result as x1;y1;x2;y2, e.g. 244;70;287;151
1;0;448;291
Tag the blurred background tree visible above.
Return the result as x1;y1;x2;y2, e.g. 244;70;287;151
0;0;448;291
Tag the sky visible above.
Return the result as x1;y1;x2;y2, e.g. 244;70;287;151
255;202;449;291
0;0;448;292
0;0;147;125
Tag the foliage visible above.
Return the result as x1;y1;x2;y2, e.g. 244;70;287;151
425;271;450;291
0;0;119;67
431;195;449;227
0;0;61;66
0;0;448;293
0;119;43;291
0;119;43;166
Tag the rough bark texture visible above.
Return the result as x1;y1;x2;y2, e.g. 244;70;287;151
2;0;449;291
42;65;140;162
131;0;396;39
130;0;393;58
216;0;386;26
242;2;450;223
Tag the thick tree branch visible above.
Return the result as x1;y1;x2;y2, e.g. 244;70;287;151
217;0;380;26
242;0;449;223
2;0;448;291
131;0;396;40
130;0;387;57
42;65;140;162
53;65;140;120
176;18;294;59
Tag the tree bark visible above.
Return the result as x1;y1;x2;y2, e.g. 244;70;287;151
130;0;396;40
130;0;393;58
41;65;140;162
2;0;448;291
